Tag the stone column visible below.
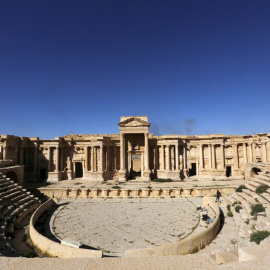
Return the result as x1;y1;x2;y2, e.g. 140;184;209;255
100;145;103;172
107;146;110;171
249;143;253;163
20;146;24;165
128;152;131;172
91;146;94;172
144;133;149;171
3;145;6;160
94;146;97;171
166;145;170;171
141;153;144;174
34;143;38;172
114;146;117;170
212;144;216;169
183;145;187;170
85;146;89;171
234;144;239;169
196;159;199;178
208;144;212;169
161;145;165;170
61;146;64;171
55;146;59;172
25;147;29;171
221;144;225;169
175;144;179;170
48;147;51;172
120;134;125;170
155;145;158;170
200;144;204;169
243;143;247;163
263;142;267;162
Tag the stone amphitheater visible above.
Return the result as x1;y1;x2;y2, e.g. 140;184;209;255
1;117;270;269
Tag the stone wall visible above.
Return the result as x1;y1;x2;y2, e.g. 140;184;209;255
38;186;235;199
1;118;270;183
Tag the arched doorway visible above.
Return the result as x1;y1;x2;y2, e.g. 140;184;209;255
5;171;18;183
252;167;261;176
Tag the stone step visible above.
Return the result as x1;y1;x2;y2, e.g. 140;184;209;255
0;184;18;193
254;195;268;206
15;200;40;223
245;183;257;192
258;174;270;180
243;189;257;198
9;193;28;203
225;196;234;205
0;205;15;217
0;182;11;188
242;202;251;215
0;187;20;199
239;207;249;219
0;179;9;184
238;221;249;237
260;193;270;203
236;192;253;202
6;199;37;221
253;177;270;186
0;190;23;207
231;193;246;204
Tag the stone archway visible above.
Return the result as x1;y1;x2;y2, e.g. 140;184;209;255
0;165;24;185
5;171;18;182
251;167;261;176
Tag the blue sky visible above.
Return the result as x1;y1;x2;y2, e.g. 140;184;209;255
1;1;270;139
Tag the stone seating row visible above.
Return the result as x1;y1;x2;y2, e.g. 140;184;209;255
223;169;270;256
0;174;41;257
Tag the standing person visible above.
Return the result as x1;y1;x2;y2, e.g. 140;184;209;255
216;189;221;202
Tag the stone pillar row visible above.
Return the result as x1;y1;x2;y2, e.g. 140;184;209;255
158;144;182;171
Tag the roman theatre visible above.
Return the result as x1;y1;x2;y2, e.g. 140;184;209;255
1;116;270;269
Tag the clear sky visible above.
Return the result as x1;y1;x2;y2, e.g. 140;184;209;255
1;1;270;139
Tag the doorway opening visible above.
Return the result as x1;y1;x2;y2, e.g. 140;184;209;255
130;154;141;179
6;171;18;183
40;169;47;181
252;167;261;175
75;162;83;178
189;163;196;176
226;166;232;177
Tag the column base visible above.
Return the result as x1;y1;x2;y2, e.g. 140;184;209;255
156;170;180;180
67;170;73;180
183;169;188;178
143;170;151;182
119;170;126;182
48;171;62;182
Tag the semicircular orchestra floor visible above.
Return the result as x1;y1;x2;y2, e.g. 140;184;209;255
51;198;203;257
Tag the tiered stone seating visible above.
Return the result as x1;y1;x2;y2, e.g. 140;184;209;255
223;169;270;253
0;174;40;256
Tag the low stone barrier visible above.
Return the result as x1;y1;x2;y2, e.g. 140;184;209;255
38;186;235;199
29;199;102;258
125;196;220;257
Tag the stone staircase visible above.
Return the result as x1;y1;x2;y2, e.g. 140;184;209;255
0;173;41;256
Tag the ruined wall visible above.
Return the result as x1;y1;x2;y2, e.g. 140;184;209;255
1;132;270;182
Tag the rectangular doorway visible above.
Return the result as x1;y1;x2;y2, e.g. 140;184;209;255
75;162;83;178
189;163;196;176
39;169;47;181
226;166;231;177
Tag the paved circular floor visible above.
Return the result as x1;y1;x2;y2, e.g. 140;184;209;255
51;198;202;256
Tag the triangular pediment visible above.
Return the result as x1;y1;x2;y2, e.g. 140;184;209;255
118;117;150;127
